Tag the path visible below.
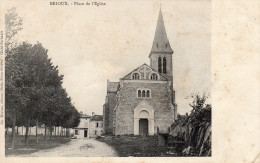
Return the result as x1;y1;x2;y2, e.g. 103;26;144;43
10;138;117;157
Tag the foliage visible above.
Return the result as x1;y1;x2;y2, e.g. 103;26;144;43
170;94;211;156
188;94;211;128
172;94;211;128
5;7;80;147
5;42;80;144
5;7;23;54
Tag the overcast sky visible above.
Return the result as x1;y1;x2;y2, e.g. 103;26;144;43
7;0;211;115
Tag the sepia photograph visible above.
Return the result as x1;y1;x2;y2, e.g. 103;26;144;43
1;0;258;162
2;0;212;157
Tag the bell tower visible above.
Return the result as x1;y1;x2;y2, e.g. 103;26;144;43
149;8;174;86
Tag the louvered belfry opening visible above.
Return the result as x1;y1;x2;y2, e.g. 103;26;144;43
158;57;162;73
163;57;166;73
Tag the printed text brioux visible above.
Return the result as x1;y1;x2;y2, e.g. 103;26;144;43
50;1;106;6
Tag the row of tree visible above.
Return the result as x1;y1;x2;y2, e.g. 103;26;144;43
5;8;80;148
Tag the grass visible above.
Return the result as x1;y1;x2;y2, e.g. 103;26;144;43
97;135;183;157
5;135;71;156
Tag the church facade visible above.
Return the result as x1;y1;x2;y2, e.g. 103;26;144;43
103;9;177;136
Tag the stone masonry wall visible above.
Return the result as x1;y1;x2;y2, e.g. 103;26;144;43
107;92;116;134
150;53;173;82
89;120;103;138
115;81;175;135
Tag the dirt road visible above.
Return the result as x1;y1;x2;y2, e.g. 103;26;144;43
10;138;117;157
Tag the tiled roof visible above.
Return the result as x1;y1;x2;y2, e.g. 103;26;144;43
90;115;103;121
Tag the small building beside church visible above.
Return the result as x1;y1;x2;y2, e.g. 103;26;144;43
73;112;103;138
73;114;91;138
103;9;177;136
89;113;103;138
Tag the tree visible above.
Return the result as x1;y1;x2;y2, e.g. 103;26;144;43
5;62;26;148
170;93;211;156
6;41;81;146
5;7;23;54
187;94;211;151
5;48;29;148
6;42;63;145
188;94;211;128
5;7;23;149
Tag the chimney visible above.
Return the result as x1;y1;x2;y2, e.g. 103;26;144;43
92;112;95;116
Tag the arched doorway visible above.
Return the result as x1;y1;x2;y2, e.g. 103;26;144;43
134;101;154;135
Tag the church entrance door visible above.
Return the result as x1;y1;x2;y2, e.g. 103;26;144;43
139;119;148;136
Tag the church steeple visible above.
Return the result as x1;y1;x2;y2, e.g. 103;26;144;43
149;8;174;86
149;8;173;57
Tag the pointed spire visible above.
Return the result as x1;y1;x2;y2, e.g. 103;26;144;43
150;7;173;56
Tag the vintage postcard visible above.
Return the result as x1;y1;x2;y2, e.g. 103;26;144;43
0;0;259;163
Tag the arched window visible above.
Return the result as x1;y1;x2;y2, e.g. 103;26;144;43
158;57;162;73
163;57;166;73
150;73;158;80
142;90;146;97
146;90;150;97
132;73;140;79
138;90;141;97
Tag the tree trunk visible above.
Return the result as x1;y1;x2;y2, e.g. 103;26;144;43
25;118;30;146
60;127;63;137
11;113;16;149
44;124;47;141
54;126;56;137
16;126;19;135
36;119;38;143
49;126;52;140
22;126;23;135
5;127;8;135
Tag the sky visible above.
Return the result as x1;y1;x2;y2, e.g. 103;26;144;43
6;0;211;115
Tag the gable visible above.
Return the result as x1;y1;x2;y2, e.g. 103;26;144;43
121;64;168;81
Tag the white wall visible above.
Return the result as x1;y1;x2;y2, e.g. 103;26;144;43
73;117;90;138
89;121;103;138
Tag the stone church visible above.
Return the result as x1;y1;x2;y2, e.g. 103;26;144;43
103;9;177;136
